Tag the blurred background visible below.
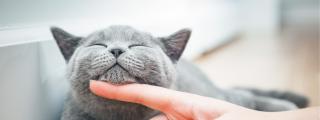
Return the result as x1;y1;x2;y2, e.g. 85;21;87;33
0;0;318;120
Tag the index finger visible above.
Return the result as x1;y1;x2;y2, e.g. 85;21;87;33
89;80;194;111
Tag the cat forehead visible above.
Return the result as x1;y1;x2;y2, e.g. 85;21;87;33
85;26;153;43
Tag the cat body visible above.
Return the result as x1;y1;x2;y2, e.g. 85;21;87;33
50;25;307;120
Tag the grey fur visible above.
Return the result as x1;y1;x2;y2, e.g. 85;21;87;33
50;25;303;120
236;88;309;108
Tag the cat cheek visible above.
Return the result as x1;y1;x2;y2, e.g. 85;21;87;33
75;48;97;60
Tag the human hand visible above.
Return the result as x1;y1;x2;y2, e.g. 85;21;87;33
89;80;257;120
89;80;319;120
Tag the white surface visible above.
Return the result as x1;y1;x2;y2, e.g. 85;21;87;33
0;42;68;120
0;43;42;120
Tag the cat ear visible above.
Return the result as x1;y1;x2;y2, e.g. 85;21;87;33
50;26;82;61
160;28;191;62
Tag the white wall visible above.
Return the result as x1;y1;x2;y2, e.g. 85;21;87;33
237;0;280;34
0;0;240;59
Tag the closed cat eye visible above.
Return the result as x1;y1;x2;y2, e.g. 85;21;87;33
128;44;145;48
92;43;108;48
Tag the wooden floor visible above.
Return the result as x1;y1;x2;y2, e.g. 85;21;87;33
194;28;319;106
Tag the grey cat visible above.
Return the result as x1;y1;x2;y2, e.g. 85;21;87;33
50;25;308;120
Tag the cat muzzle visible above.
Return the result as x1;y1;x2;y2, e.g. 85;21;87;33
96;65;137;84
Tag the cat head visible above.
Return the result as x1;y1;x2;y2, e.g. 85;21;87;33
51;25;190;99
51;25;191;115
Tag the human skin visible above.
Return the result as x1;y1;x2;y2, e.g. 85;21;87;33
89;80;319;120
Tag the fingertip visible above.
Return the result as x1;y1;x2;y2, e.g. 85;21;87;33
89;80;98;94
89;80;98;93
89;80;110;97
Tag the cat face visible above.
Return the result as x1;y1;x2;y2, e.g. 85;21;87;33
51;25;191;98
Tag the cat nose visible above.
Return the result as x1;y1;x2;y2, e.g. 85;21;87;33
110;48;124;58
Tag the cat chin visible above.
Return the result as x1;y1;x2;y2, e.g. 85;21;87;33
96;65;138;85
